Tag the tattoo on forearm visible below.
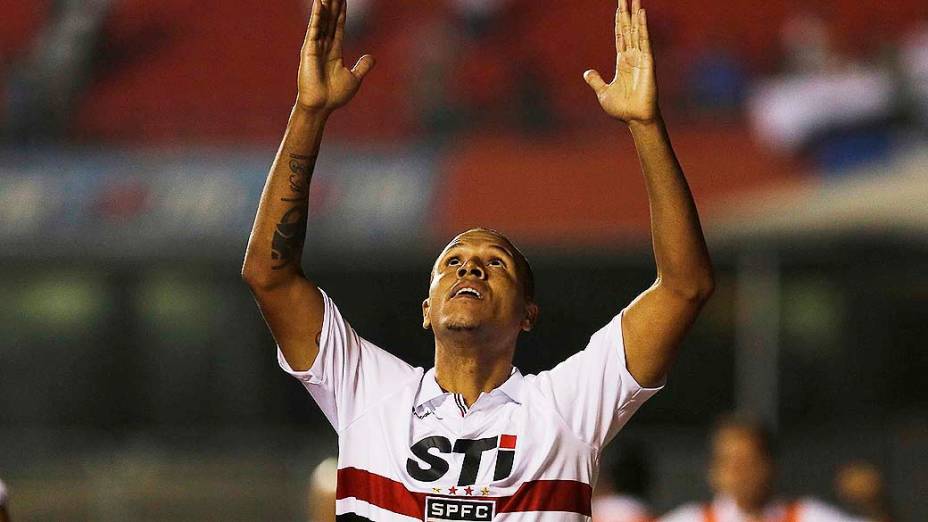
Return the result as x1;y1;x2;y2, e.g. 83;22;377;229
284;153;314;200
271;153;317;269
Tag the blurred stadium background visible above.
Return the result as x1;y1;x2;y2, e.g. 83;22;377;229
1;0;927;520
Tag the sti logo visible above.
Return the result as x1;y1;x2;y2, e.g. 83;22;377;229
407;434;517;486
425;497;495;521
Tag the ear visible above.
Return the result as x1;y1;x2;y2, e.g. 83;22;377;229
421;298;431;330
521;302;539;332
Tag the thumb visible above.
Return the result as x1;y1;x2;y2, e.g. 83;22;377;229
583;69;607;94
351;54;376;80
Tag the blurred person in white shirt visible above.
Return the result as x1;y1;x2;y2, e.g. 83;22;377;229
660;416;866;522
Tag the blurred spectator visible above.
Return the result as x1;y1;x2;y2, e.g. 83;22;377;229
307;457;337;522
686;44;749;119
2;0;111;143
779;10;840;75
659;416;866;522
0;477;9;522
450;0;513;39
593;440;654;522
899;23;928;130
835;462;893;522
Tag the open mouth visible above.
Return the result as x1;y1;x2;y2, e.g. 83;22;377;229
451;287;482;300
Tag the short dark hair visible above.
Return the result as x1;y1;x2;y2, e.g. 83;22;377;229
712;414;776;458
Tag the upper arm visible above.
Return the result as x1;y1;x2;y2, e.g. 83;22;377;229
249;276;324;371
275;289;418;431
621;280;710;388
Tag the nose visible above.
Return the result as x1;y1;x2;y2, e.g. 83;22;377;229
457;260;485;280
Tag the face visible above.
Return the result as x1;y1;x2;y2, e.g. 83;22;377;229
423;230;537;343
708;427;774;510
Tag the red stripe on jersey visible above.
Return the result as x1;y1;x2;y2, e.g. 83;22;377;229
499;434;517;449
498;479;592;516
337;467;592;517
337;467;425;518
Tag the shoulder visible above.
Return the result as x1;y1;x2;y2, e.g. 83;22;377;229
796;497;865;522
593;494;651;520
658;502;706;522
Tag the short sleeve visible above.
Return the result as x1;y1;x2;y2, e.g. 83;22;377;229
531;310;663;449
277;290;417;432
0;478;7;506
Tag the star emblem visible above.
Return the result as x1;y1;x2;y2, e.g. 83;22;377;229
432;487;442;493
448;486;458;495
463;486;474;496
480;487;490;496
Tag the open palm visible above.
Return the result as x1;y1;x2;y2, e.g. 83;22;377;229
584;0;658;124
297;0;375;113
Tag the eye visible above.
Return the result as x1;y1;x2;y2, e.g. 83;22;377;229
488;258;505;267
447;257;461;266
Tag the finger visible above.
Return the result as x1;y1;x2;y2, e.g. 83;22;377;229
639;8;651;54
630;0;641;50
304;0;326;49
351;54;376;80
618;0;632;51
324;0;341;48
583;69;608;94
330;0;347;59
614;7;625;52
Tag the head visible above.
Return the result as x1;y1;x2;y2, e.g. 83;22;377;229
604;439;651;498
307;457;337;522
422;228;538;354
708;416;776;511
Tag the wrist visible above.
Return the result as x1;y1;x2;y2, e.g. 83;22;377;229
626;113;663;132
290;103;331;127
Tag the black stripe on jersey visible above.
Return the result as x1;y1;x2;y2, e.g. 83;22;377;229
454;393;468;417
336;514;374;522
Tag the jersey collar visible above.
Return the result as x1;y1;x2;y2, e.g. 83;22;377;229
415;366;523;409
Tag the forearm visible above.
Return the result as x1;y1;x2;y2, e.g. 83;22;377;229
629;117;714;298
242;105;329;288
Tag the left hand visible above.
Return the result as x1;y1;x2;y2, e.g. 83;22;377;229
583;0;659;124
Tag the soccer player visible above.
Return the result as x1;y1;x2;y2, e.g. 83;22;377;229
659;417;867;522
242;0;714;519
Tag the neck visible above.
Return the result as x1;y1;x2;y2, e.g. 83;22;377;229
433;332;516;406
732;494;773;516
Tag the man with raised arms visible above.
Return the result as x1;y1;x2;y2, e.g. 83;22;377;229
242;0;714;520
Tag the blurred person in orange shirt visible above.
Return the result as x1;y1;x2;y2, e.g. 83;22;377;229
593;440;654;522
659;417;867;522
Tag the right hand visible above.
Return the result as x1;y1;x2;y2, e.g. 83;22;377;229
297;0;375;113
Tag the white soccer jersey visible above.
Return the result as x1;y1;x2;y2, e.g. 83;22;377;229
280;290;662;521
658;495;868;522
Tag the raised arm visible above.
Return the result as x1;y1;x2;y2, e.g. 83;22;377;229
241;0;374;371
583;0;714;387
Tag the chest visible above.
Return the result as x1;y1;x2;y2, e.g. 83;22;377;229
340;393;593;492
